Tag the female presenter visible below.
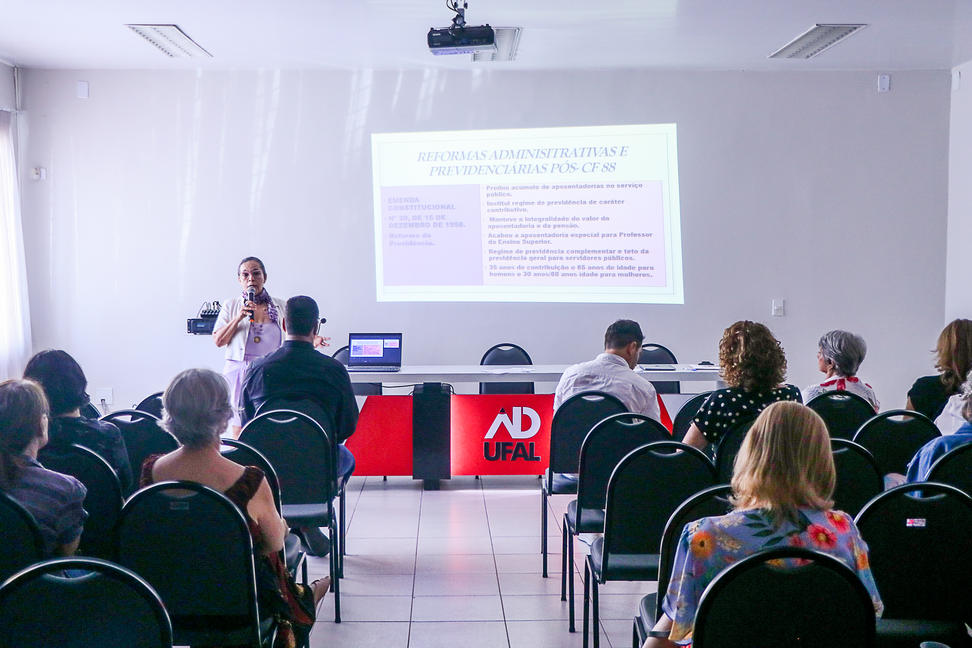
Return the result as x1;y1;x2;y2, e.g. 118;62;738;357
213;256;285;434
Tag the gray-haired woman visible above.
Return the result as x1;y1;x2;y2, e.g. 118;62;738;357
139;368;329;628
803;330;879;411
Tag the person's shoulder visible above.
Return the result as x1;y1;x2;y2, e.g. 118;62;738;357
775;384;803;400
910;374;943;394
25;463;86;501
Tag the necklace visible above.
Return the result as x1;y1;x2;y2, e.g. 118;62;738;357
253;322;263;344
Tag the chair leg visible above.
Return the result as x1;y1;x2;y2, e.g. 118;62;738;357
567;514;575;632
591;569;600;648
583;559;590;648
541;486;548;578
561;518;568;601
331;519;341;623
339;486;347;578
632;621;638;648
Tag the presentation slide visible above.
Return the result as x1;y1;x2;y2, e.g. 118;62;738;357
371;124;682;303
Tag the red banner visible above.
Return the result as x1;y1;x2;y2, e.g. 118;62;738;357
450;394;555;475
344;395;413;476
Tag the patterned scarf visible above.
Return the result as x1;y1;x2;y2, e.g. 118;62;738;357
243;289;279;324
821;376;860;390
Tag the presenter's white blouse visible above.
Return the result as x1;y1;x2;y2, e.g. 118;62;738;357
554;352;660;422
214;295;287;361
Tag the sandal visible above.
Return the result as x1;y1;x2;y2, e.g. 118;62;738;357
311;576;331;610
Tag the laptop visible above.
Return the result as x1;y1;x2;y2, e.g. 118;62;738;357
347;333;403;372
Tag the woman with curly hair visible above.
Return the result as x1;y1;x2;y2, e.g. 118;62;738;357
682;320;801;451
643;402;882;647
907;319;972;420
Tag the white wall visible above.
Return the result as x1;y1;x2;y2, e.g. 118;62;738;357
946;61;972;321
17;68;950;410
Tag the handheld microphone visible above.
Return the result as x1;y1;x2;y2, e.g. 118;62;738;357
247;288;255;321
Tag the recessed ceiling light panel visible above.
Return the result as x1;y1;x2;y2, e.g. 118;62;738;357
126;24;212;58
769;24;867;60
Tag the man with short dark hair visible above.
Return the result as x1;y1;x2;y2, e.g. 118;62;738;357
554;319;660;421
239;295;357;480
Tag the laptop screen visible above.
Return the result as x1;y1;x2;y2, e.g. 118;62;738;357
347;333;403;367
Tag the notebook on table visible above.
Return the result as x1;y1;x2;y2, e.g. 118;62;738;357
347;333;403;372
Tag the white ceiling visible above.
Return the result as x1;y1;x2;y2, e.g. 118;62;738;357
2;0;972;71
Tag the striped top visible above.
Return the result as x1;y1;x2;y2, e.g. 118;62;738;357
3;455;87;556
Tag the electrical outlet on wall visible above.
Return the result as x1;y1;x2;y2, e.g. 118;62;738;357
771;299;786;317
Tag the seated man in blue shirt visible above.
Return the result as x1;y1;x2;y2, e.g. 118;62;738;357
905;368;972;482
240;296;357;555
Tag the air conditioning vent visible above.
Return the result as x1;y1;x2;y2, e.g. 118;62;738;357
472;26;522;62
126;24;212;58
769;24;867;59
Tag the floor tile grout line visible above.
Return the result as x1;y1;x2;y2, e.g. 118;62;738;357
480;478;513;648
405;481;423;647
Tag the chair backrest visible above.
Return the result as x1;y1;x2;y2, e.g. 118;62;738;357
692;548;876;648
927;442;972;496
830;439;883;517
652;484;734;620
806;391;876;439
479;342;534;395
239;409;337;505
577;414;671;512
602;442;716;563
855;482;972;620
38;444;123;560
220;438;282;511
0;557;173;648
100;410;178;489
81;402;101;419
639;343;679;394
548;391;627;480
672;392;711;442
134;392;164;419
852;409;941;475
116;481;262;647
0;491;45;582
331;347;381;395
713;415;758;484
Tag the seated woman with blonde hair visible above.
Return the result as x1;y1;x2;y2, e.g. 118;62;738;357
141;368;329;638
644;401;883;647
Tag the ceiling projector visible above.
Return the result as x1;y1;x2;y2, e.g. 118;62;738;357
428;1;496;55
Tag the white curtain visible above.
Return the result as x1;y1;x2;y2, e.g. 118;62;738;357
0;110;32;378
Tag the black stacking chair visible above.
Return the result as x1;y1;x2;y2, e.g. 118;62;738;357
639;343;679;394
928;443;972;496
671;391;711;442
220;438;308;585
240;409;342;622
332;345;382;396
0;557;173;648
853;410;941;475
134;391;164;418
38;444;123;560
691;548;876;648
855;482;972;648
541;391;626;579
81;402;102;419
479;342;534;394
806;391;876;439
254;396;349;572
583;441;716;648
633;485;733;648
713;415;758;484
116;481;272;647
563;413;670;632
100;409;178;493
830;439;883;517
0;491;45;583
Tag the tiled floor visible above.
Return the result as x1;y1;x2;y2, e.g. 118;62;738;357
307;475;655;648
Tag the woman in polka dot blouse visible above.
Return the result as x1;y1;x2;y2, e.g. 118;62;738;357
682;320;801;451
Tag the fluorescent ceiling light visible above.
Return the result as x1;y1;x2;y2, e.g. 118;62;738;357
126;24;212;58
472;26;522;62
769;24;867;59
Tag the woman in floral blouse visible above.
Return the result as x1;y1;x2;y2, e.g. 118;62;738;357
644;401;883;647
